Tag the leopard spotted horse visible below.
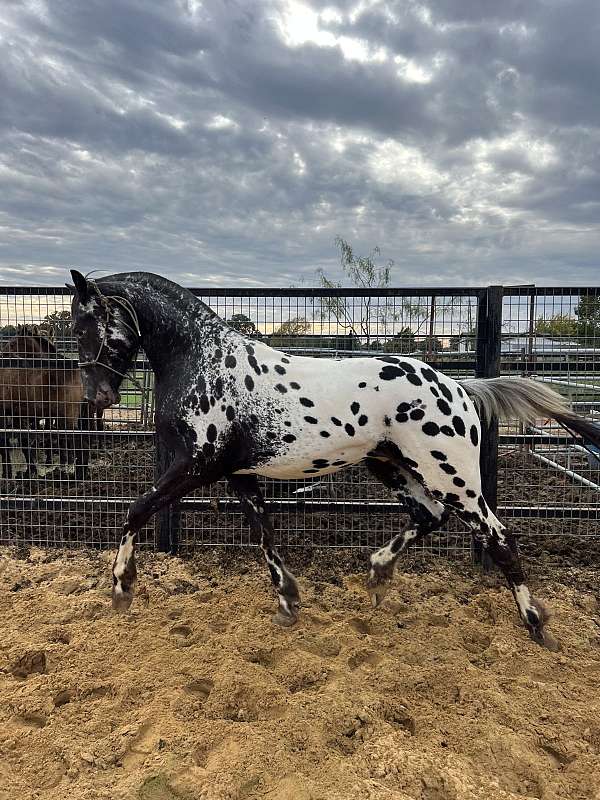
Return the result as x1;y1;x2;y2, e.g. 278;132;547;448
69;269;600;648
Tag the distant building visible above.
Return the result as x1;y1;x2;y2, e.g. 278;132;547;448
456;334;583;354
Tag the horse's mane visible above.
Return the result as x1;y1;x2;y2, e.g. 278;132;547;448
0;335;58;357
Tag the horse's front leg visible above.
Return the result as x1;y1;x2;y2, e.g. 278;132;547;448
112;454;196;610
227;474;301;627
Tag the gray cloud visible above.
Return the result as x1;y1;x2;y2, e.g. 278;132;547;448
0;0;599;289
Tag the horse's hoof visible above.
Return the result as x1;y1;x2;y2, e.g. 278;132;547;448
112;590;134;612
271;609;298;627
527;625;560;651
368;586;389;608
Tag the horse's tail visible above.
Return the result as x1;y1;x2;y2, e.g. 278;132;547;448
460;377;600;448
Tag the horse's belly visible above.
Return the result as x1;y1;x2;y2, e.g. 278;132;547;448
234;441;370;480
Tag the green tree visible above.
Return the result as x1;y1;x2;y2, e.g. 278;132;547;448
383;327;416;354
226;313;262;338
317;237;422;349
272;316;311;336
575;296;600;343
534;314;577;337
39;310;72;340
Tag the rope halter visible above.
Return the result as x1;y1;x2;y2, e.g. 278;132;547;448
77;280;144;390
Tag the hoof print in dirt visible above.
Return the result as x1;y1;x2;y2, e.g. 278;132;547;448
10;649;47;679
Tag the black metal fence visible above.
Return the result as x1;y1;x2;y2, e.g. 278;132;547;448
1;284;599;557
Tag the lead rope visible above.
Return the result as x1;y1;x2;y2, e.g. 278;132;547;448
78;281;145;392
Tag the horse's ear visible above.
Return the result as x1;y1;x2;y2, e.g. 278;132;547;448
70;269;89;301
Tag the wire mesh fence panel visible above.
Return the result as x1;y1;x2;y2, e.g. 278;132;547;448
498;288;600;545
1;284;598;557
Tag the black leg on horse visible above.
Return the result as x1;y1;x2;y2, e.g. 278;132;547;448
365;458;449;607
112;452;197;610
457;502;558;650
227;474;301;627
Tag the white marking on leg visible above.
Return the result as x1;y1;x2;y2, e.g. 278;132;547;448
514;584;532;618
114;533;135;580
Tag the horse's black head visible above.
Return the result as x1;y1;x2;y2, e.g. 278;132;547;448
69;270;140;411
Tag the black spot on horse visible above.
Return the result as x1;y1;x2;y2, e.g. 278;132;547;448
248;355;261;375
377;356;400;364
200;395;210;414
407;373;422;387
453;416;466;436
439;383;453;402
380;365;405;380
422;421;440;436
421;368;436;382
358;414;368;426
206;424;217;442
331;417;342;426
410;408;425;421
214;348;222;360
320;430;330;437
396;413;409;423
281;357;290;364
453;477;466;487
275;384;287;393
351;401;360;415
430;386;439;397
283;434;296;443
470;425;479;446
441;425;455;437
358;381;367;388
399;362;416;373
466;489;476;498
345;423;355;436
226;406;235;421
267;431;277;439
431;450;447;461
245;375;254;391
214;377;223;399
444;493;461;506
303;469;319;474
440;463;457;475
437;399;451;416
300;397;314;407
397;402;411;413
274;364;286;375
313;459;329;467
245;344;254;355
332;460;346;466
262;364;269;373
289;381;300;389
304;416;318;424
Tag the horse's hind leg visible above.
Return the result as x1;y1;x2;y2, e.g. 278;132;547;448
228;474;300;627
456;500;557;649
365;458;449;607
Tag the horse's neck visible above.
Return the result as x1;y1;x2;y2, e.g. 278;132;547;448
123;281;225;379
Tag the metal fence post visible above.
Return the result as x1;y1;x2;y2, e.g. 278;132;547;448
154;435;180;554
473;286;503;569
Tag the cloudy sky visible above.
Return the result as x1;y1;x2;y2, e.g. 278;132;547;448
1;0;599;289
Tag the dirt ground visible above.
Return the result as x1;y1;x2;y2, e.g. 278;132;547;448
1;547;600;800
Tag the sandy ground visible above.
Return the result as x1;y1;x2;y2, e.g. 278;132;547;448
1;547;600;800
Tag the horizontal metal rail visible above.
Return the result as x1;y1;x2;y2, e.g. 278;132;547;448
2;495;600;521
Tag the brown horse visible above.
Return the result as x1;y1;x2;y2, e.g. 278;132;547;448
0;335;100;478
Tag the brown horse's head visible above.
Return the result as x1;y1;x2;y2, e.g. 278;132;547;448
69;270;140;411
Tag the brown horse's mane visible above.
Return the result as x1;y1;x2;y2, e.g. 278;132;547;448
0;335;59;357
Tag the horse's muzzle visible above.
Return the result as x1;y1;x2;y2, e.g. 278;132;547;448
90;385;121;410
